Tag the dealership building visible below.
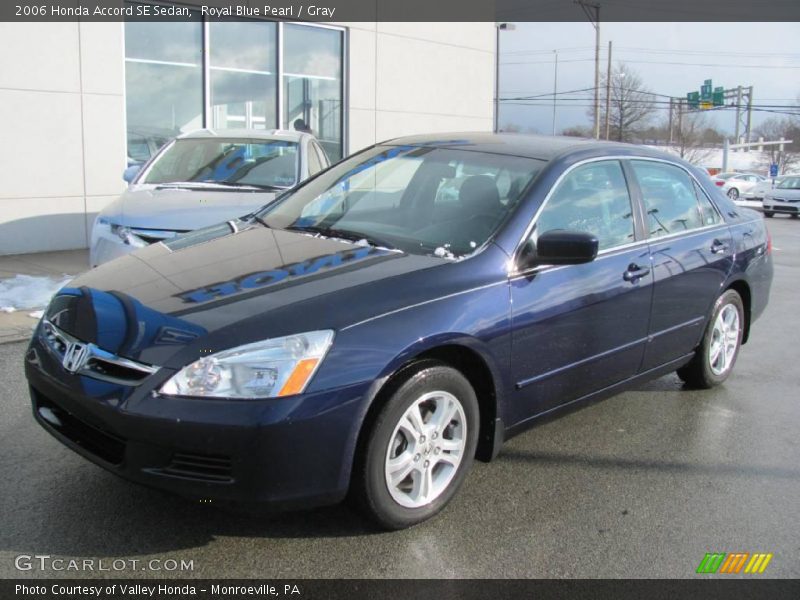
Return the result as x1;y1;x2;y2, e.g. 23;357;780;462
0;13;495;255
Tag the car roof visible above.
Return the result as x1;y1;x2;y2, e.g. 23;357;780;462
379;132;676;162
177;128;309;143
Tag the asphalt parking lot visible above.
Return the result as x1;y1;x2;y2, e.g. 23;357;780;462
1;216;798;579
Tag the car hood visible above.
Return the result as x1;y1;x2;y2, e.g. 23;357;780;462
105;185;278;231
767;188;800;199
44;223;465;367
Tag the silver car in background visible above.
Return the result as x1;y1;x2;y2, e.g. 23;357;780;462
90;129;330;267
749;175;787;201
719;172;766;201
763;175;800;218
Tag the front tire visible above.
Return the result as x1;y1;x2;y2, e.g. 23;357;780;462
763;211;774;218
677;290;744;389
352;361;479;530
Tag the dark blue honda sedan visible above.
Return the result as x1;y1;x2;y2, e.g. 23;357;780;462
26;134;772;529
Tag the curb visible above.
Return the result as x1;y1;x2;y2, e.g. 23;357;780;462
0;332;31;345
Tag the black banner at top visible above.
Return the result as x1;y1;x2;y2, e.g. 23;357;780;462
3;0;800;22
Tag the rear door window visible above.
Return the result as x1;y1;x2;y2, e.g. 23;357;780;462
630;161;707;238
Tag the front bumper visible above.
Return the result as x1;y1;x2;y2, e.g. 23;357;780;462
25;334;370;508
763;200;799;214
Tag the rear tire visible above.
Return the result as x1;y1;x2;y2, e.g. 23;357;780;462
677;290;744;389
727;188;739;200
352;361;479;530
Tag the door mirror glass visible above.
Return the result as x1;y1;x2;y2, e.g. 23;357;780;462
519;230;599;270
123;164;142;183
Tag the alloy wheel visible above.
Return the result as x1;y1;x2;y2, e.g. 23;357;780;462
384;391;467;508
708;303;740;376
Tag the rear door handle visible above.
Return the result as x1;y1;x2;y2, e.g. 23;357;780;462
623;263;650;282
710;239;729;254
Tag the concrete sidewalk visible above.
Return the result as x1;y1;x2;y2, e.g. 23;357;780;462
0;249;89;344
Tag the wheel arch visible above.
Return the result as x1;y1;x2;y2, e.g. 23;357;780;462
725;278;752;343
351;337;504;489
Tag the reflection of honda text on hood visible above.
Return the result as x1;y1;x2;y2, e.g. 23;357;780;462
58;222;451;367
90;128;329;267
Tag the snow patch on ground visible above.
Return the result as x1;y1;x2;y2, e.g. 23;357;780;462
0;274;72;311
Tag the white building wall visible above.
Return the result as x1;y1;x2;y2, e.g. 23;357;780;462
346;22;495;151
0;22;127;255
0;21;495;256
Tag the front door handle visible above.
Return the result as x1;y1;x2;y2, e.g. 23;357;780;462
623;263;650;282
710;239;729;254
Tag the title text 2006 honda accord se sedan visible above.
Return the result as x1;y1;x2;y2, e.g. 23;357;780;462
26;134;772;529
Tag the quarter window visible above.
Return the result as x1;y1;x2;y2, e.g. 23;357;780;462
535;160;635;251
630;161;708;238
693;181;721;226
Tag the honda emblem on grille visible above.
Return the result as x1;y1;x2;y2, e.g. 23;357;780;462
62;341;90;373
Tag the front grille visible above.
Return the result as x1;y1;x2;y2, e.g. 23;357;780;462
34;389;126;465
41;320;159;386
152;452;234;483
774;206;798;213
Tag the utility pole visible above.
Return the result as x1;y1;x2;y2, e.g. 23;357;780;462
576;1;601;139
494;23;515;133
604;40;612;140
552;50;558;135
734;85;743;145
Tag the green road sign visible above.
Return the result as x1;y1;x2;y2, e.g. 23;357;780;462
713;86;724;107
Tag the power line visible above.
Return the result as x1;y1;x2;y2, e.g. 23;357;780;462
501;57;800;69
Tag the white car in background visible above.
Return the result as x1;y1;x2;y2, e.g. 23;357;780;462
719;173;766;201
749;175;787;201
763;175;800;218
709;171;739;187
91;129;330;267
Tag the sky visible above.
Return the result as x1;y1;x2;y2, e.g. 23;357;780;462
498;22;800;137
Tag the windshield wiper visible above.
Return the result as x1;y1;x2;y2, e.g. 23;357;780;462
285;225;397;250
247;214;271;228
220;181;286;191
156;181;280;191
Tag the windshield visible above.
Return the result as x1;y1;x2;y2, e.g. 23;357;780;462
257;144;543;258
141;138;299;189
777;176;800;189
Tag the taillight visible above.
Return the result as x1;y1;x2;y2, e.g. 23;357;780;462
715;181;725;186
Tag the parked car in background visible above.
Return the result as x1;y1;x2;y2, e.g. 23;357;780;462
91;129;330;267
763;175;800;218
749;175;787;201
709;172;739;187
30;134;772;529
719;173;766;201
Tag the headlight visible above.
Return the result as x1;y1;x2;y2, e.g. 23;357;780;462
159;330;334;399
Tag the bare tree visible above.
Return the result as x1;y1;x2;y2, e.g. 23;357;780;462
671;111;716;166
560;125;593;138
754;117;800;174
590;62;658;142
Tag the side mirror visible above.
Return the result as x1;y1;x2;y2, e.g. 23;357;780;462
518;230;599;270
123;164;142;183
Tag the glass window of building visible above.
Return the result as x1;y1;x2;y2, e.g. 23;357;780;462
209;21;278;130
124;14;345;165
124;12;203;164
283;24;344;161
